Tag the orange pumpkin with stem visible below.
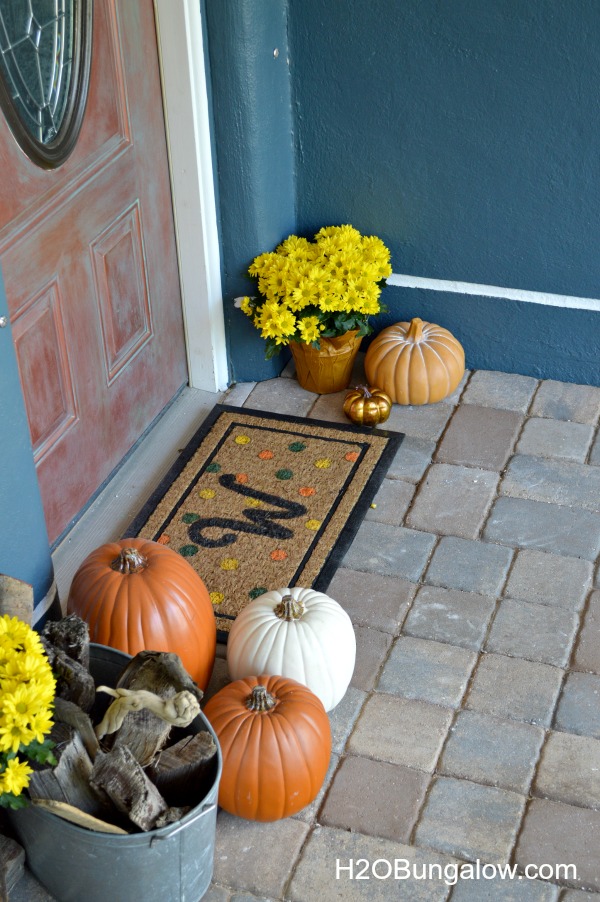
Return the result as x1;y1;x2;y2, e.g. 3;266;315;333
67;537;216;690
203;673;331;821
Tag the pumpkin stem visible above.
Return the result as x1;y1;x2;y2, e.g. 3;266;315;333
274;593;305;621
406;317;425;342
355;384;372;398
246;685;277;712
110;547;148;574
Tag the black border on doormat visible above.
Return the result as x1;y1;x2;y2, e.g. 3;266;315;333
124;404;404;642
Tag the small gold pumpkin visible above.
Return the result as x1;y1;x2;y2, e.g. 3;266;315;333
343;385;392;427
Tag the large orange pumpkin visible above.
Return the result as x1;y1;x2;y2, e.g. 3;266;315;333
67;538;216;691
203;674;331;821
365;317;465;405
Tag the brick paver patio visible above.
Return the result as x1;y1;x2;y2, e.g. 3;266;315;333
9;363;600;901
206;363;600;901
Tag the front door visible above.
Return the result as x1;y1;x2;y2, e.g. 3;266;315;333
0;0;188;543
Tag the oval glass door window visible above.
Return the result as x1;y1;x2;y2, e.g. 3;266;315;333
0;1;92;169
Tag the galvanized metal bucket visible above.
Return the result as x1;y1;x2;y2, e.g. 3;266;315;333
8;644;222;902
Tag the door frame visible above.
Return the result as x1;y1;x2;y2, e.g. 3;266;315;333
153;0;229;392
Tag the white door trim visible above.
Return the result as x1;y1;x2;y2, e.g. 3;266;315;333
153;0;229;392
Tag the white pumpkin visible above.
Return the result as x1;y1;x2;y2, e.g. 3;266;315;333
226;586;356;712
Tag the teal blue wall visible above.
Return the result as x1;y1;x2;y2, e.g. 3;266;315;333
207;0;600;385
204;0;296;381
0;272;55;626
289;0;600;296
288;0;600;384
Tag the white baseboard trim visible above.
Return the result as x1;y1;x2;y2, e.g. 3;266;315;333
387;273;600;313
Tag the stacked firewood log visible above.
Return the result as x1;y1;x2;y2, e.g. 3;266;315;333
31;615;218;834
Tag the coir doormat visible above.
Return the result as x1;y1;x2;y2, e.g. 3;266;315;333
126;405;403;638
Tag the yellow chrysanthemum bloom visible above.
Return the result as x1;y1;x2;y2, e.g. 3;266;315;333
289;279;317;311
355;278;381;304
256;304;284;339
0;717;36;754
3;683;44;722
248;251;274;277
275;306;297;333
277;235;312;258
240;296;254;316
298;316;322;343
242;225;391;357
0;614;56;802
316;224;361;245
0;616;32;650
359;296;382;316
1;758;32;796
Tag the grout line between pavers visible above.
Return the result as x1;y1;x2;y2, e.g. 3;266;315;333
547;584;596;736
524;378;544;418
281;758;348;902
592;558;600;592
586;415;600;466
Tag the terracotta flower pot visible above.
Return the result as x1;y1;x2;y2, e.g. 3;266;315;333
289;330;362;394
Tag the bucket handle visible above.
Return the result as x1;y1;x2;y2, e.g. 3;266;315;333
150;803;216;847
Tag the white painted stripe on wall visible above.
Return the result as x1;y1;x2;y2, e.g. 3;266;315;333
388;273;600;313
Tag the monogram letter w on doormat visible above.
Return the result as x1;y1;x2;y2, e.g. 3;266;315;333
126;405;403;637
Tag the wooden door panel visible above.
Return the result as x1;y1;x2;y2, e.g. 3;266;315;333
0;0;187;542
10;280;77;460
91;202;152;385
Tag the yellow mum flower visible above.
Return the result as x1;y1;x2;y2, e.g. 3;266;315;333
257;304;293;343
3;683;43;722
265;261;292;298
289;279;318;311
355;278;381;304
1;757;32;796
277;235;312;258
318;293;342;313
257;304;285;340
0;717;36;754
0;616;32;650
29;708;55;744
0;614;56;798
240;296;254;316
298;316;322;343
359;296;382;316
248;251;275;277
243;226;391;358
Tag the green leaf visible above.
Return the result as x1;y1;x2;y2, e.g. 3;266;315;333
0;792;28;810
24;739;56;766
264;339;283;360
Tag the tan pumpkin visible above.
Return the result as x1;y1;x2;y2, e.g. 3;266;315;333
343;385;392;427
66;538;216;691
365;317;465;405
